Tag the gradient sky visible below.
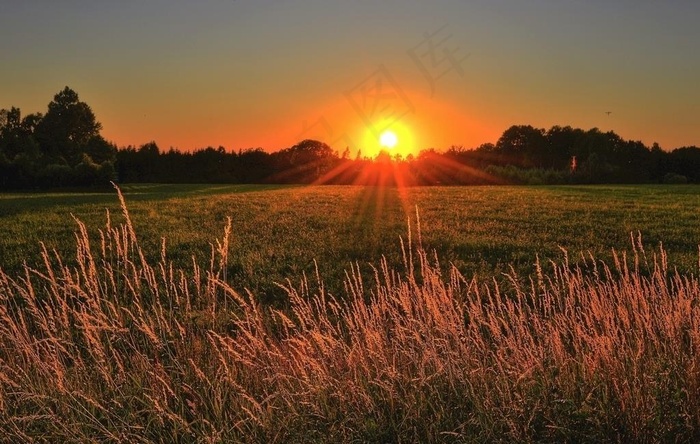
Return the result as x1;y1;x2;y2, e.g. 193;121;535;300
1;1;698;156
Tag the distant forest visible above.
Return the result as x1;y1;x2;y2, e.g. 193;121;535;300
2;87;699;189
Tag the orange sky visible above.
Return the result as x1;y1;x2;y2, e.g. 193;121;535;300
2;2;698;156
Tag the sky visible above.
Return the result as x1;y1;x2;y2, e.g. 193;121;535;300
1;1;698;157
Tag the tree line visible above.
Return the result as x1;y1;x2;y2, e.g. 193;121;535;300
0;87;116;189
2;87;699;189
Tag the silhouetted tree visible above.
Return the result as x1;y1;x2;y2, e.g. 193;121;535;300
0;108;41;162
495;125;548;168
271;139;337;183
0;107;43;188
35;87;105;166
668;146;700;182
238;148;274;183
6;87;699;189
546;125;584;170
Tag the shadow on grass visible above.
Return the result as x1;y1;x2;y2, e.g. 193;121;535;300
0;184;298;216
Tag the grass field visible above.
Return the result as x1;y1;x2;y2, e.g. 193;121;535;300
2;184;700;442
1;184;700;302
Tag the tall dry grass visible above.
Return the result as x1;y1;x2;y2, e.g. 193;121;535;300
1;188;699;443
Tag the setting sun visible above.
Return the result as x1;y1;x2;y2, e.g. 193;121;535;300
361;120;416;159
379;130;398;149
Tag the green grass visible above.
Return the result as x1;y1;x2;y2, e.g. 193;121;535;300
2;184;699;303
2;185;700;442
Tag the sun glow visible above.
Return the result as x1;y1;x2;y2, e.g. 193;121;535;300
379;130;398;149
362;121;416;159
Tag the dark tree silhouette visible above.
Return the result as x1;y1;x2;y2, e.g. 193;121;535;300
495;125;548;168
0;87;117;189
270;139;337;183
2;86;699;189
35;87;105;166
0;108;41;161
546;125;584;170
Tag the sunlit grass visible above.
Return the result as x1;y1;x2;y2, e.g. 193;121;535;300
1;187;700;442
2;184;699;304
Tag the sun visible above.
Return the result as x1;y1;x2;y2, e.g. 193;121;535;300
360;120;415;159
379;130;398;149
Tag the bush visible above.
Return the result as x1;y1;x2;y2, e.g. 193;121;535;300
36;163;74;187
663;172;688;184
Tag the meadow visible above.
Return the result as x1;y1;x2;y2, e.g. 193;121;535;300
1;184;700;442
2;184;700;303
